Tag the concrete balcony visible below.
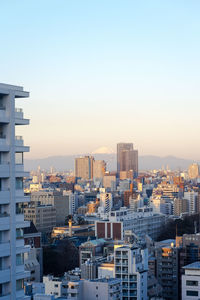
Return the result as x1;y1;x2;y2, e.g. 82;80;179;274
0;294;11;300
0;242;10;257
16;264;24;274
16;194;30;204
0;215;10;230
16;289;25;299
15;108;29;126
0;268;10;284
16;238;24;248
0;163;9;178
16;220;30;229
0;107;9;124
15;164;29;178
15;136;29;153
16;270;30;280
16;214;24;223
0;137;9;152
0;190;10;204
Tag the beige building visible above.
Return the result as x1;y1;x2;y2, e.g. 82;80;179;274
188;163;199;179
75;156;94;179
174;198;189;216
93;160;106;178
31;190;69;226
103;174;116;189
24;205;56;233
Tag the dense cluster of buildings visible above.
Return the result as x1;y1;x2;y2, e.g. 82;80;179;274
2;83;200;299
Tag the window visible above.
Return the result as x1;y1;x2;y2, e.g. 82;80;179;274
186;290;198;296
15;152;23;164
16;178;23;190
54;284;58;288
186;280;198;286
16;279;24;291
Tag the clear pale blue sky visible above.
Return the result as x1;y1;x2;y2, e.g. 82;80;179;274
1;1;200;159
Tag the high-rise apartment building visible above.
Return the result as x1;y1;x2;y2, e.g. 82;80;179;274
188;163;199;179
0;83;30;298
93;160;106;178
114;244;148;299
117;143;138;176
99;192;113;214
75;156;94;180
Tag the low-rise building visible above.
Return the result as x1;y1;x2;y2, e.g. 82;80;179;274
182;262;200;299
24;205;56;233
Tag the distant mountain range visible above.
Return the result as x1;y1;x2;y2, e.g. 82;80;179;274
24;154;196;172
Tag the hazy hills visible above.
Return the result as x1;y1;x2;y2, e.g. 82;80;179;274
24;154;195;172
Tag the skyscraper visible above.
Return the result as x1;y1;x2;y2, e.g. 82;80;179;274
75;156;94;180
117;143;138;176
0;83;30;298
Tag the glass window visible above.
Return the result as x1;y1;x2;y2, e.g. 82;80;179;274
186;290;198;296
16;279;24;291
16;178;23;190
186;280;198;286
15;153;23;165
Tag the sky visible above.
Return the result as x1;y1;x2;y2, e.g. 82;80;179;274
1;1;200;159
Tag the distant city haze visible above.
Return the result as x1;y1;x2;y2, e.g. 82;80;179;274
1;1;200;160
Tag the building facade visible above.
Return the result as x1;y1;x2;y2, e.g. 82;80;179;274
0;83;30;299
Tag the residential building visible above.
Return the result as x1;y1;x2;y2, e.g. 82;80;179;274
24;205;56;233
31;191;69;226
184;191;198;214
75;156;94;180
43;275;68;298
79;239;106;265
114;244;148;299
0;83;30;298
174;198;189;216
99;192;113;214
182;262;200;299
93;160;106;178
96;207;166;240
155;241;179;300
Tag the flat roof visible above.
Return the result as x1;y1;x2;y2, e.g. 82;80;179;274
183;262;200;270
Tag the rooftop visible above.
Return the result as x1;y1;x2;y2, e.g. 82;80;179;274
183;262;200;270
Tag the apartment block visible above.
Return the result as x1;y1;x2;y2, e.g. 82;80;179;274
0;83;30;299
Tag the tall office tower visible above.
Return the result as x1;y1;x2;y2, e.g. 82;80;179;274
0;83;30;299
114;244;148;299
75;156;94;180
188;163;199;179
93;160;106;178
117;143;138;176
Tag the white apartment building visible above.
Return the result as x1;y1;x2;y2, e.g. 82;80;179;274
0;83;30;299
182;262;200;299
43;275;68;298
99;192;113;214
96;207;166;240
114;244;148;300
43;276;121;300
184;191;198;214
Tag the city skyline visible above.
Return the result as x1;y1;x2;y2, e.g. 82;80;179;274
1;1;200;160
